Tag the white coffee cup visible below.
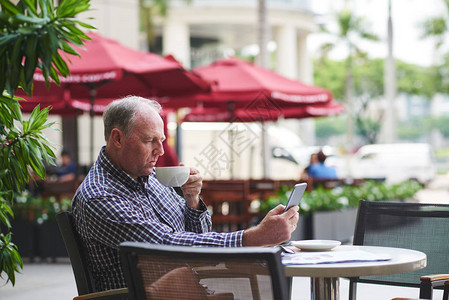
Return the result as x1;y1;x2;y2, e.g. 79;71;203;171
155;166;190;187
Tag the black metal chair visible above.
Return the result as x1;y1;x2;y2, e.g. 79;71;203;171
120;241;289;300
444;280;449;300
349;200;449;300
56;211;128;300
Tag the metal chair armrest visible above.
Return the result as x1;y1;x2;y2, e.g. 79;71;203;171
421;274;449;284
420;274;449;299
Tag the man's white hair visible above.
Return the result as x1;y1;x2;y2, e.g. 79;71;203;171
103;95;162;140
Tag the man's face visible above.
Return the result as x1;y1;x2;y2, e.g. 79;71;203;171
119;108;165;179
61;154;71;165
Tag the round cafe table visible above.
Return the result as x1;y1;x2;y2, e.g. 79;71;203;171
283;245;427;300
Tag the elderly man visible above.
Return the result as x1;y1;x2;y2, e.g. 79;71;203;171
72;95;299;291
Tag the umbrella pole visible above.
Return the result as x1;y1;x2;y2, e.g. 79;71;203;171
261;120;270;179
89;87;96;165
228;101;235;179
175;109;183;162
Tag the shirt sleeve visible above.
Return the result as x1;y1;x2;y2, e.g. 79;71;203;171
78;195;243;250
184;197;212;233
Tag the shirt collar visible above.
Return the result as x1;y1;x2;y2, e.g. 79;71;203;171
97;146;153;191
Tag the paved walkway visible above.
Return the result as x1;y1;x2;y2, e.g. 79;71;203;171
2;264;437;300
1;174;448;300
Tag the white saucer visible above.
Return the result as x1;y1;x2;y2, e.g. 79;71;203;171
291;240;341;251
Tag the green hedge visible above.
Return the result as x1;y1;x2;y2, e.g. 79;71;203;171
13;192;71;224
260;180;423;214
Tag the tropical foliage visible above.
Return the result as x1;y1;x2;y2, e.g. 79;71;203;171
421;0;449;54
318;7;379;148
139;0;191;49
314;56;443;144
315;58;440;102
0;0;93;286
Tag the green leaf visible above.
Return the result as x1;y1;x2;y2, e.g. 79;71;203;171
7;35;25;95
45;0;54;17
56;0;90;18
52;52;69;76
29;150;45;179
11;96;24;123
20;0;38;16
41;143;56;163
0;34;19;48
0;57;7;93
0;203;13;228
0;0;21;15
27;105;40;129
73;20;96;30
0;11;9;26
38;33;52;75
48;65;60;85
23;34;38;90
13;13;44;24
28;107;47;130
38;0;48;19
59;40;79;56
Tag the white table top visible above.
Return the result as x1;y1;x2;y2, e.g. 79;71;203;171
284;245;427;278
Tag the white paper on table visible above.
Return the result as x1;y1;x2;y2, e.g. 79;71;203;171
282;250;392;265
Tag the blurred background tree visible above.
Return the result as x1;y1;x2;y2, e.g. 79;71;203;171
314;56;441;145
139;0;191;51
318;6;378;150
0;0;93;286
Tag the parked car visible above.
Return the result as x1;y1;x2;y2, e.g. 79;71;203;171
349;143;436;185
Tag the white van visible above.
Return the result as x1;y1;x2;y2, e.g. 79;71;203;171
349;143;436;185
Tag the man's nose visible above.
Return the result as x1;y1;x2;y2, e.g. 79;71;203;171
155;140;165;156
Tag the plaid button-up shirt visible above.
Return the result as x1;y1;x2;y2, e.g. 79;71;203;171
72;147;243;291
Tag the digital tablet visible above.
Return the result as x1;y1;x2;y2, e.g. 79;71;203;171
284;183;307;212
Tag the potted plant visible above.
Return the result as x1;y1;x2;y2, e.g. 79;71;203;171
0;0;93;285
12;192;71;261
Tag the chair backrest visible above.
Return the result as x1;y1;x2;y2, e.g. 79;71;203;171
201;180;253;231
351;200;449;294
56;211;96;295
120;242;289;300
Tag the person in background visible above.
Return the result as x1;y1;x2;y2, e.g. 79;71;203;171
300;152;318;181
72;95;300;291
306;150;338;179
55;149;78;182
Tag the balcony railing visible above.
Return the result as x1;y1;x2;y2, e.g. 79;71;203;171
183;0;311;11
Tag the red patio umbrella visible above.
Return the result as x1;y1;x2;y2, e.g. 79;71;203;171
163;57;335;178
18;32;210;112
160;57;332;110
20;32;209;102
183;101;344;122
17;32;210;162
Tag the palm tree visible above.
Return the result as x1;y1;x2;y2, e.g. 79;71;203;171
139;0;191;51
421;0;449;54
319;6;378;150
139;0;169;50
382;0;396;143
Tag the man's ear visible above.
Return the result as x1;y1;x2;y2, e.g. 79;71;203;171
110;128;124;148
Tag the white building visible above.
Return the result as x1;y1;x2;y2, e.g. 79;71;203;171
46;0;321;179
85;0;317;81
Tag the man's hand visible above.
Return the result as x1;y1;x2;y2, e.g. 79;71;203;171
180;166;202;209
242;204;299;246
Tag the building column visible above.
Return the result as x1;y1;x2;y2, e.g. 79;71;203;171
297;33;313;84
162;19;191;68
275;25;297;79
